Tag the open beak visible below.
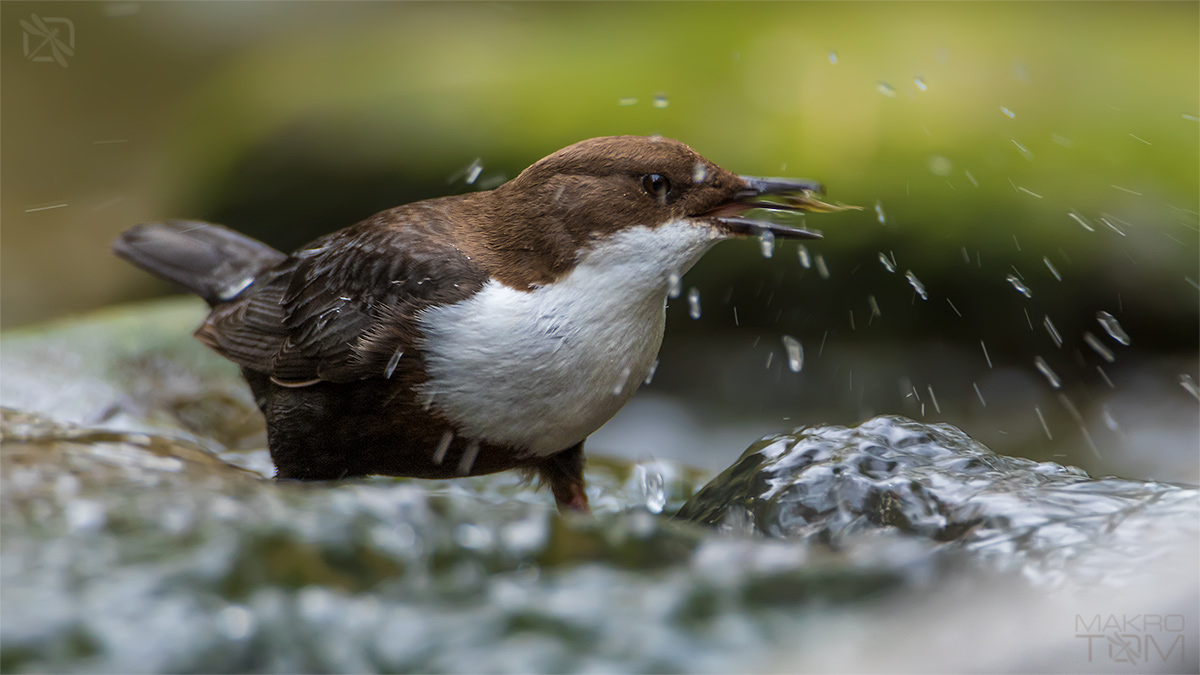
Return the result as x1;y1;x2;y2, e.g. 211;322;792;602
704;175;859;240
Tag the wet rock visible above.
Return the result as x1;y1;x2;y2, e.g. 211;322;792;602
678;416;1199;589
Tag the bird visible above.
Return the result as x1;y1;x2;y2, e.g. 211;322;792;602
113;135;850;514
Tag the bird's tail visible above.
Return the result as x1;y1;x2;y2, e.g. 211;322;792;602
112;220;287;305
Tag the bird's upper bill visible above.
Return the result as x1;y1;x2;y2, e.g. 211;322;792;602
703;176;861;240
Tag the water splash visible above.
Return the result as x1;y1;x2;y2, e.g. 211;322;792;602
687;288;701;319
759;230;775;258
1042;315;1063;348
1068;210;1095;232
1096;311;1130;345
639;465;667;514
643;360;659;386
618;97;638;106
797;245;812;269
814;255;830;280
828;51;838;64
876;82;897;98
874;200;886;224
1043;256;1062;281
914;77;927;91
878;252;896;273
781;336;804;373
384;349;404;379
1181;375;1200;401
1034;356;1062;389
927;155;952;176
905;270;928;300
612;366;632;396
1005;275;1033;298
1001;106;1016;118
692;162;708;184
1082;332;1115;363
652;93;669;108
667;272;682;299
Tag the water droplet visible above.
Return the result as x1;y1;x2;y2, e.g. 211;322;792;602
797;245;811;269
666;272;682;299
384;348;404;379
927;155;952;176
687;287;701;319
877;82;897;97
652;93;669;108
914;76;927;91
454;522;493;549
905;270;928;300
612;366;632;396
1005;274;1032;298
878;252;896;273
218;276;254;301
465;159;485;185
1098;216;1127;237
618;97;638;106
1043;256;1062;281
692;161;708;184
874;200;886;224
1068;210;1095;232
1043;315;1063;348
814;255;830;280
1083;332;1115;363
828;51;838;64
432;430;453;465
1034;356;1062;389
216;606;255;641
1101;405;1120;431
1035;406;1052;439
781;335;804;372
759;229;775;258
1096;311;1130;345
1181;374;1200;401
643;360;659;385
639;466;666;514
1011;139;1034;160
65;499;106;533
1001;106;1016;118
457;439;481;475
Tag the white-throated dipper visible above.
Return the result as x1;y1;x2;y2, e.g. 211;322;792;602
114;135;850;513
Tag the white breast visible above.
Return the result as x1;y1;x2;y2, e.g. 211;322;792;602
416;221;725;456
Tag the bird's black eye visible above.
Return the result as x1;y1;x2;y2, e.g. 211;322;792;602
642;174;671;203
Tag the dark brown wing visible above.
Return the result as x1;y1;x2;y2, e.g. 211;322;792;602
195;199;488;384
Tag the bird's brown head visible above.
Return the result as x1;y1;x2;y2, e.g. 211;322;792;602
475;135;854;288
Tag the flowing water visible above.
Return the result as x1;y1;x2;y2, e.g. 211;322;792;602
1;300;1196;672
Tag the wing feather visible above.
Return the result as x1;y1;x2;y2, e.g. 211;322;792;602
195;200;488;383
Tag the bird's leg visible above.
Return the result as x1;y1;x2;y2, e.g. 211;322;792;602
538;442;590;514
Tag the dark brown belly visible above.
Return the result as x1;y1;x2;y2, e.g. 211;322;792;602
241;369;536;481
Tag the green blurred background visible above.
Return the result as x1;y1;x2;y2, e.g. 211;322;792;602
3;1;1197;481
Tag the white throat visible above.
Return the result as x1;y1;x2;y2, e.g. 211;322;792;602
416;220;726;456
